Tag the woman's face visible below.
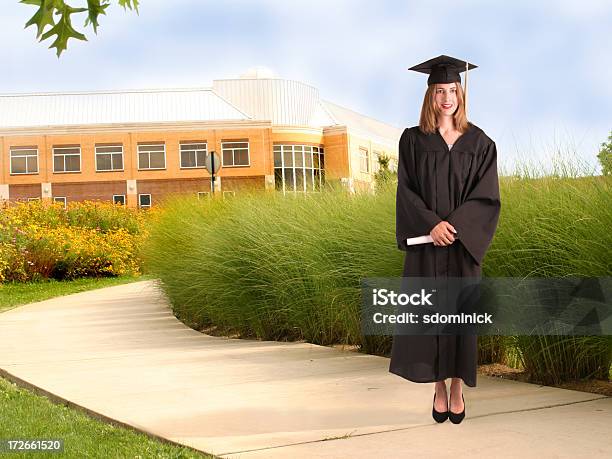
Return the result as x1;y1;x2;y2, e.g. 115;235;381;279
433;83;458;115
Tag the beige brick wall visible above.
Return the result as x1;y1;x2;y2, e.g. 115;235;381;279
221;176;265;191
51;181;128;202
347;132;399;185
9;184;41;201
136;178;213;204
322;131;350;178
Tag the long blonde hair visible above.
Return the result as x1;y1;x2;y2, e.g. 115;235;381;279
418;82;469;134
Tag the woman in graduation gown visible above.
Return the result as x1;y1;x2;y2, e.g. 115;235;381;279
389;55;501;424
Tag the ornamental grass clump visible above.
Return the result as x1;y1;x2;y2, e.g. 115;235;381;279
143;154;611;384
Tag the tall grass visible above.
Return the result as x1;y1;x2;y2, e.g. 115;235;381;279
143;188;402;350
487;158;612;383
143;155;611;383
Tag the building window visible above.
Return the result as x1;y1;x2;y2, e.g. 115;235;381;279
359;147;370;173
273;144;325;194
180;142;208;168
27;197;41;202
197;191;210;199
53;146;81;173
138;194;152;208
223;190;235;198
10;147;38;175
53;197;67;209
113;195;126;205
221;141;249;167
96;144;124;171
138;143;166;170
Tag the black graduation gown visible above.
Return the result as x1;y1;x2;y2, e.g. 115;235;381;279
389;122;501;387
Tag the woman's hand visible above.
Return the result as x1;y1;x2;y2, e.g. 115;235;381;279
430;221;457;246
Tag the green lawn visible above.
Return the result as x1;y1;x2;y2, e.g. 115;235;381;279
0;275;216;459
0;378;213;458
0;274;156;313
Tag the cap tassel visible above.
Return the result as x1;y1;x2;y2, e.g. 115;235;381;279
464;61;469;117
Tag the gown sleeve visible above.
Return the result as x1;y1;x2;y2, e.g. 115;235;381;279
445;140;501;265
396;128;443;251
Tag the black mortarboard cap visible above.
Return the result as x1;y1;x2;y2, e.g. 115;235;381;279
408;55;477;86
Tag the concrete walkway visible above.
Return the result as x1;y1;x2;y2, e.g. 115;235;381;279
0;280;610;458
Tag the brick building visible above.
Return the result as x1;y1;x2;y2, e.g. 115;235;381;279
0;68;401;208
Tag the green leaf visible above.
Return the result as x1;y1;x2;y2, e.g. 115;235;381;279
84;0;110;34
21;0;58;39
118;0;139;13
40;2;88;57
22;0;140;57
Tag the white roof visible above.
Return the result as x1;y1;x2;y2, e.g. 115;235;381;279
0;76;401;146
0;88;250;128
213;78;320;127
211;78;401;144
321;100;402;143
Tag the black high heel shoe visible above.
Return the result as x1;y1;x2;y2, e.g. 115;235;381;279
432;392;449;423
448;393;465;424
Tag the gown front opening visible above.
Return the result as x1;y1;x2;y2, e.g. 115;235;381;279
389;123;501;387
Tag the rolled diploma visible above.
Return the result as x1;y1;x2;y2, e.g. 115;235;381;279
406;234;459;245
406;235;433;245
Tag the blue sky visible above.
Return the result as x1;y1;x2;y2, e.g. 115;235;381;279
2;0;611;174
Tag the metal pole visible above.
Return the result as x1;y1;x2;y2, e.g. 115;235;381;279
211;151;215;195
